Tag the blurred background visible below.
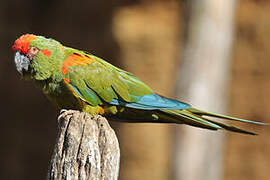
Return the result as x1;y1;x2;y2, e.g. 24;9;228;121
1;0;270;179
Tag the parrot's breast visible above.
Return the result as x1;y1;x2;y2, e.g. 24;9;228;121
35;79;83;110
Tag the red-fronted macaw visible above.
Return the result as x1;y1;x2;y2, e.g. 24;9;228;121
12;34;265;135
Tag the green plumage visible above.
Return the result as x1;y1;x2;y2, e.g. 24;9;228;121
13;34;266;135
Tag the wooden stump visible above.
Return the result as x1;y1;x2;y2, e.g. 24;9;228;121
47;110;120;180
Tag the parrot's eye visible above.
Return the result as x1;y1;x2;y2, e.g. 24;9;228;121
27;46;39;60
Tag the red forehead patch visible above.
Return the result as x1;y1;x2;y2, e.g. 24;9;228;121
12;34;37;54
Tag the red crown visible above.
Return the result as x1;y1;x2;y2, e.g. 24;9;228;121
12;34;37;54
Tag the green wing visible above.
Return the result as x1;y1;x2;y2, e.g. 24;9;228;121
63;52;154;106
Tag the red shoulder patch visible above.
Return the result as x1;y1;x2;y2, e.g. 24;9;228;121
62;53;97;74
12;34;37;54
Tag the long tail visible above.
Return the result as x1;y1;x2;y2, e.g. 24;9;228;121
159;108;265;135
109;106;266;135
108;93;266;135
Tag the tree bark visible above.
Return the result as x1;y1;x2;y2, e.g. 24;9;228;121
47;110;120;180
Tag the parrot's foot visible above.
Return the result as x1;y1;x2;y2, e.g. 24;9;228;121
58;109;78;124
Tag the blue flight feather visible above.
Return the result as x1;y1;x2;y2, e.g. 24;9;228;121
69;83;190;110
69;84;86;100
109;94;191;110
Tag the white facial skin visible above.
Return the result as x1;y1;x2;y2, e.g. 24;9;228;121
26;46;39;61
14;51;30;75
14;46;39;75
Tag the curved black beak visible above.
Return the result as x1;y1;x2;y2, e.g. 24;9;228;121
14;51;30;75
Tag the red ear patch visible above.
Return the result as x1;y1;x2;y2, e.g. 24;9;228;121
12;34;37;54
41;49;51;57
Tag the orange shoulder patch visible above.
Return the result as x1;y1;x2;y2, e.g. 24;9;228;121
62;53;97;74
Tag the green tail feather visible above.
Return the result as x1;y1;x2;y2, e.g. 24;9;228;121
160;109;221;130
159;108;267;135
188;108;266;125
109;106;266;135
205;118;257;135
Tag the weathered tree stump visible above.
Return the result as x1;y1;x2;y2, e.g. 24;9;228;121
47;110;120;180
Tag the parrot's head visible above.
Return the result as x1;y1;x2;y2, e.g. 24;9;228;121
12;34;64;80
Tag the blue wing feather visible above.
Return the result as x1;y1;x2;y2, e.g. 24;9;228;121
69;83;85;100
109;94;190;110
68;83;102;106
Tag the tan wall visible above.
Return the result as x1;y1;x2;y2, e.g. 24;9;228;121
225;1;270;180
113;2;182;179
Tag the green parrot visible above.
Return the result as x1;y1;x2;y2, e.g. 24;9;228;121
12;34;265;135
